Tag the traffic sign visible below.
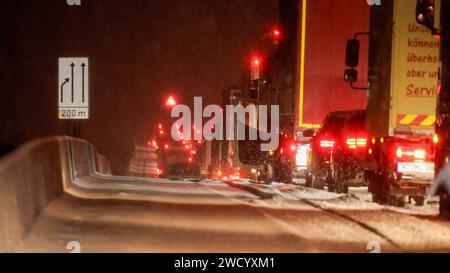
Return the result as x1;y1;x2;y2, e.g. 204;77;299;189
58;58;89;119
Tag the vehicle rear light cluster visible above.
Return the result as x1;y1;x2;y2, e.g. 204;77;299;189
346;138;367;149
396;148;427;160
230;173;240;180
320;140;335;148
433;134;439;144
149;140;159;150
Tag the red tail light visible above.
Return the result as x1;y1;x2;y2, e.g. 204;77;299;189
396;148;427;160
320;140;335;148
149;140;159;149
346;138;367;149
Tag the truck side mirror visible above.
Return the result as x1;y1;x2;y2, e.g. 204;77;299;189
345;39;360;68
344;69;358;83
416;0;438;34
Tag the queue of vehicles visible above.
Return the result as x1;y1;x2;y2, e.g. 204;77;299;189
225;0;449;213
135;0;450;217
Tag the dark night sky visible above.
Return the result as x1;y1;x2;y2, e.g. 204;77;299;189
0;0;278;173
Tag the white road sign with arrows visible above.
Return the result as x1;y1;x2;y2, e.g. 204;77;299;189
58;58;89;119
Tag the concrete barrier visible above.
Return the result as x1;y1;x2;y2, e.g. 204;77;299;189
0;136;254;252
0;137;64;251
0;136;111;252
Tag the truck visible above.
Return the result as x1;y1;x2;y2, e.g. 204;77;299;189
345;0;440;206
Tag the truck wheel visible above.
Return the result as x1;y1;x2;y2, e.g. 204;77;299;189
331;163;347;193
278;164;293;184
312;179;325;190
440;192;450;219
285;172;293;184
305;174;312;187
372;194;378;203
372;193;387;205
337;183;349;194
413;196;425;206
389;196;405;207
328;183;336;192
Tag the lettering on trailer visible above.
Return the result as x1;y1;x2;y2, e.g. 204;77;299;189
389;0;440;132
366;0;381;6
397;114;436;126
58;58;89;120
66;0;81;6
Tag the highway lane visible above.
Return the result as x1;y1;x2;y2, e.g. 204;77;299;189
13;178;450;253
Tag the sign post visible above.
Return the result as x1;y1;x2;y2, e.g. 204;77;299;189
58;57;89;138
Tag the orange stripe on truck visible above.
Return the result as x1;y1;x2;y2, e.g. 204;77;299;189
397;114;436;126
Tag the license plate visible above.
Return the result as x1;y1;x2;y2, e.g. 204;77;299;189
397;162;434;174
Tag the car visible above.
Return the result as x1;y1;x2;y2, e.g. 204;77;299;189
309;110;367;192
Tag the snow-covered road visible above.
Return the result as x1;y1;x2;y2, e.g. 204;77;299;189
13;177;450;253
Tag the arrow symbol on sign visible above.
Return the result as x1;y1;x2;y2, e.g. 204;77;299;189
81;63;86;103
60;78;70;103
70;63;75;103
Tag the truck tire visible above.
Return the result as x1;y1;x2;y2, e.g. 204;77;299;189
440;192;450;219
327;183;336;192
285;172;293;184
312;177;325;190
330;161;347;193
272;163;293;184
372;193;386;204
305;174;312;187
337;183;349;194
413;196;425;206
389;195;405;207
